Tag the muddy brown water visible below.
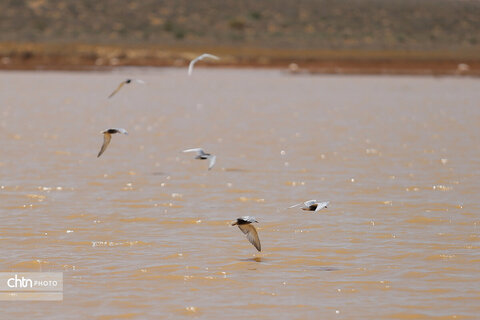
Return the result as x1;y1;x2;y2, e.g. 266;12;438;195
0;68;479;319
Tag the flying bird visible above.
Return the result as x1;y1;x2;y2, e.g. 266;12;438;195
232;216;261;252
182;148;216;170
288;200;329;212
108;79;145;98
97;128;128;158
188;54;220;76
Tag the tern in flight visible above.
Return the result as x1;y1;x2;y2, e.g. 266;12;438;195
182;148;216;170
97;128;128;158
108;79;145;98
232;216;261;252
288;200;329;212
188;54;220;76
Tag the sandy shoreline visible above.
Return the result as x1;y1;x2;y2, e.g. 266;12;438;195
0;42;478;76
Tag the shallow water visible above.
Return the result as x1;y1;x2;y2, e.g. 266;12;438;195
0;68;479;319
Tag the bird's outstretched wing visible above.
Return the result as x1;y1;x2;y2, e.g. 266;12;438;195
208;155;216;170
188;60;196;76
188;53;220;76
238;224;261;252
183;148;205;155
288;203;303;209
315;201;329;212
108;82;125;98
199;53;220;61
97;133;112;158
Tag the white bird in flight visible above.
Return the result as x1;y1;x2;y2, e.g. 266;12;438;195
182;148;216;170
188;53;220;76
288;200;329;212
232;216;261;252
97;128;128;158
108;79;145;98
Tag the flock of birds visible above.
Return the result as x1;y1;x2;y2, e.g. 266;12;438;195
98;53;329;253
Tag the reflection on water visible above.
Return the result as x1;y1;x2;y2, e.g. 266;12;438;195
314;267;340;272
0;69;479;319
239;257;264;263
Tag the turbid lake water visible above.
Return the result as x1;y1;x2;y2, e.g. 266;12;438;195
0;68;479;319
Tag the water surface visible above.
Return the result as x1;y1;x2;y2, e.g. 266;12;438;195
0;69;479;319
